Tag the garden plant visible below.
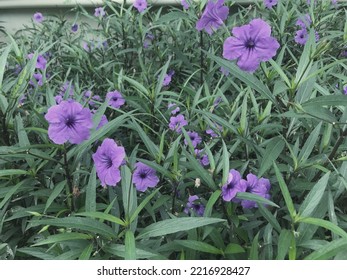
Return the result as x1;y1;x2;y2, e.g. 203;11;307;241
0;0;347;260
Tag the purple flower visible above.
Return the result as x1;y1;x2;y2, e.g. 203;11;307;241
18;95;26;106
296;14;312;29
343;86;347;95
169;114;188;133
162;70;175;86
184;131;202;148
59;81;74;97
221;169;247;202
29;73;43;87
134;0;148;13
28;53;47;70
206;123;222;137
220;66;229;76
264;0;278;9
71;23;79;32
96;115;108;130
184;195;205;216
33;12;44;23
45;100;93;144
92;138;125;187
223;18;280;72
106;91;125;109
295;29;308;45
94;7;105;17
241;174;271;209
181;0;190;9
132;162;159;192
54;95;63;104
195;149;209;166
168;102;180;115
196;0;229;35
143;33;154;48
82;42;92;52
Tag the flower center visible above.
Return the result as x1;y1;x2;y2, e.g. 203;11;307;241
112;97;118;101
105;157;113;169
65;116;76;128
139;171;147;179
245;39;256;49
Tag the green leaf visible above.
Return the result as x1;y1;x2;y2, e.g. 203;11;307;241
296;217;347;239
258;137;285;177
121;165;137;224
236;192;279;208
204;190;221;217
304;239;347;260
221;140;230;186
44;180;66;213
0;180;28;209
129;188;161;224
76;212;125;226
104;244;164;260
125;230;137;260
298;172;330;217
0;44;11;89
249;232;260;260
258;204;281;233
33;233;92;246
274;163;296;220
302;95;347;108
79;243;94;260
224;243;246;254
85;167;96;213
183;149;216;190
276;229;293;260
28;217;116;239
269;59;291;88
0;169;28;177
137;217;225;239
205;52;277;105
298;122;322;165
130;119;159;159
175;240;222;255
154;11;189;24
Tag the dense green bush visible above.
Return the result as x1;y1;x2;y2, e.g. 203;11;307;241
1;0;347;260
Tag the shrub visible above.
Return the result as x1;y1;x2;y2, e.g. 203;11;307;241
0;0;347;260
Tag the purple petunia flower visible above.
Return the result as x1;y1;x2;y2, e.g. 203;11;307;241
343;86;347;95
195;149;209;166
54;95;63;104
28;53;47;70
264;0;278;9
295;29;308;45
168;102;180;115
221;169;247;202
143;33;154;48
33;12;44;23
181;0;190;9
241;174;271;209
106;90;125;109
71;23;79;32
29;73;43;87
296;14;312;29
92;138;125;187
45;100;93;144
196;0;229;35
96;115;108;130
220;66;229;76
132;162;159;192
223;18;280;72
184;131;202;148
94;7;105;17
59;81;74;97
134;0;148;13
162;70;175;86
169;114;188;133
184;195;205;216
206;122;222;138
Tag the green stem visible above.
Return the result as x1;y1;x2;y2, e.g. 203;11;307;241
63;144;76;212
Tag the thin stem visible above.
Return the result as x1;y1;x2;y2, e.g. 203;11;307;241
63;144;76;212
200;31;204;87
